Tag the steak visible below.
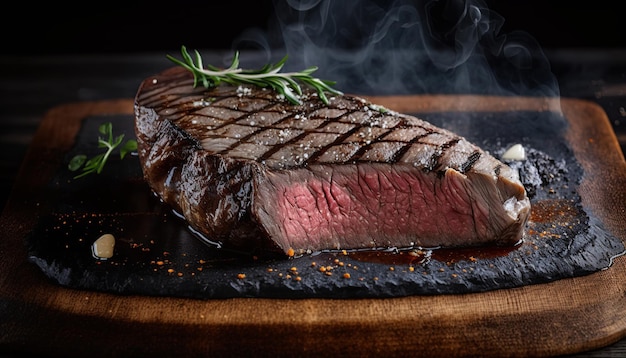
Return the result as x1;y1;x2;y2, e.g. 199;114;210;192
134;66;531;256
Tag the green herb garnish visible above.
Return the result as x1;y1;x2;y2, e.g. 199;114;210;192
68;122;137;179
166;46;342;105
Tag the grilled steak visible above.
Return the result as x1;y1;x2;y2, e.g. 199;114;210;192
134;66;531;256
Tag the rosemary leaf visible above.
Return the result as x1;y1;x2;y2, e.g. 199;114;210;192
68;122;138;179
167;46;342;105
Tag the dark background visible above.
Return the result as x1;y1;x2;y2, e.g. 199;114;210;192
2;1;624;55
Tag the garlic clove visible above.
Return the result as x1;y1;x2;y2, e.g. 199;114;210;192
92;233;116;259
502;144;526;161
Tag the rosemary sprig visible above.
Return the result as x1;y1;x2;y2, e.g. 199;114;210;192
166;46;342;105
68;122;137;179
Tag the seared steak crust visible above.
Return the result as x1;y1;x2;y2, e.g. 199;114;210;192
134;66;530;255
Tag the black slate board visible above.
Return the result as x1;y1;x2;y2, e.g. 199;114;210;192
24;110;625;299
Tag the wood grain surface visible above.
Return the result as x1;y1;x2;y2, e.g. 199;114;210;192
0;96;624;357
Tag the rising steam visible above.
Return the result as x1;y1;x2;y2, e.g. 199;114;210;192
231;0;559;97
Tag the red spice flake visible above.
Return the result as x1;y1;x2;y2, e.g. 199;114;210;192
177;272;183;277
343;273;351;279
167;268;175;273
318;266;327;273
310;262;317;267
237;273;246;279
156;260;165;266
287;248;295;257
290;266;298;273
324;271;333;276
294;276;302;282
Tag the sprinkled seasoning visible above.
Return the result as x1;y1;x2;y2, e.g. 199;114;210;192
236;86;252;97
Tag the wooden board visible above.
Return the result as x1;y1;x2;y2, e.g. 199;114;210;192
1;96;625;357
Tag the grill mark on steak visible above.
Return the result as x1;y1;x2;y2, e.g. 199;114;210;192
214;102;277;155
346;124;391;162
386;131;430;164
301;111;365;164
254;114;321;164
425;138;462;174
134;66;531;256
494;164;502;176
460;150;482;173
208;96;336;165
